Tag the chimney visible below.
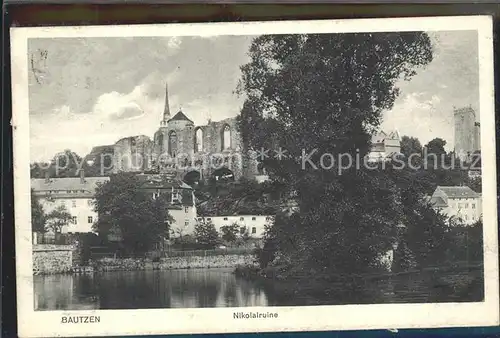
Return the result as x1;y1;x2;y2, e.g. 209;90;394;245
80;169;85;184
162;82;171;125
44;171;50;183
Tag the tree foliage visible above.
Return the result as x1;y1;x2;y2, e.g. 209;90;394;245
31;189;47;233
30;148;112;178
46;205;72;234
194;220;220;249
237;33;434;277
196;178;283;216
400;136;422;159
93;172;172;254
220;223;239;243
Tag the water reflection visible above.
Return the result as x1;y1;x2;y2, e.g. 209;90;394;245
33;268;483;310
34;268;270;310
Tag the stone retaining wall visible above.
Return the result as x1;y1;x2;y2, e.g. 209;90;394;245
93;254;256;272
159;254;255;269
33;245;74;275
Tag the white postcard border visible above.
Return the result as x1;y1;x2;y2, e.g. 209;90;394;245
11;16;499;337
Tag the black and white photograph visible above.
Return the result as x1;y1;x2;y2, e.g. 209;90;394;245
11;16;498;337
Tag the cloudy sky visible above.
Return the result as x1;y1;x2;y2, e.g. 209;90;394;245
28;31;478;162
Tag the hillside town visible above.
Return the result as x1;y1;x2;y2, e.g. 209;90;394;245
29;31;485;310
31;84;482;249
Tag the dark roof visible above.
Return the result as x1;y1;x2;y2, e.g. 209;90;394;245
31;177;110;198
436;186;479;199
168;110;193;123
136;174;192;190
429;196;448;208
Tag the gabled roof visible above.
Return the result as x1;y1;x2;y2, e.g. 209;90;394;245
429;196;448;208
168;110;193;123
371;130;401;143
31;177;109;194
436;186;479;199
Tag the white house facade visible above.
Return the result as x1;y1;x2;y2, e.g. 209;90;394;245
197;215;273;238
428;185;482;225
31;172;110;234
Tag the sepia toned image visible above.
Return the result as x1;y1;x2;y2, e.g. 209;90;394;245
11;16;498;337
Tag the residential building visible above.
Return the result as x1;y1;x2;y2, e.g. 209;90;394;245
428;185;482;225
31;171;110;234
197;215;273;238
368;130;401;162
135;173;197;239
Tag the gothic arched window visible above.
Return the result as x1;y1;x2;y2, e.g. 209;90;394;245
157;133;164;152
194;128;203;153
168;131;178;158
221;125;231;151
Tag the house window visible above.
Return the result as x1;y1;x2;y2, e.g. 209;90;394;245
252;227;257;234
472;215;476;220
66;190;71;193
252;217;256;221
224;217;228;221
265;216;271;221
472;203;476;209
71;216;77;224
465;203;469;209
240;217;244;221
60;200;66;206
207;218;211;221
87;216;93;224
185;207;189;213
184;220;190;227
72;200;76;207
197;217;203;221
240;227;246;234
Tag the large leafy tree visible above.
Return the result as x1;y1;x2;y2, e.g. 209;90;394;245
194;220;220;249
30;149;107;178
93;172;172;254
400;136;423;160
237;33;434;277
46;205;72;234
220;223;240;244
31;189;47;233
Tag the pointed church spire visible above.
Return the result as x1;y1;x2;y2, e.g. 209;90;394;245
162;82;171;125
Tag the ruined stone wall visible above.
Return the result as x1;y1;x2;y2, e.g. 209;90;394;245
150;116;260;181
202;118;241;153
113;135;153;173
33;245;73;275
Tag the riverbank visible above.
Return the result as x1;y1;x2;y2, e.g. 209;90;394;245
33;250;257;275
94;255;257;272
234;263;484;304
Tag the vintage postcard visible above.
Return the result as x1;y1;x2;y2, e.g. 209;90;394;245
11;16;499;337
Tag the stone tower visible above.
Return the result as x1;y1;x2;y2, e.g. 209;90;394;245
454;106;477;160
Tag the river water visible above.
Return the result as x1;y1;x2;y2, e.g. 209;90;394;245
33;268;483;310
